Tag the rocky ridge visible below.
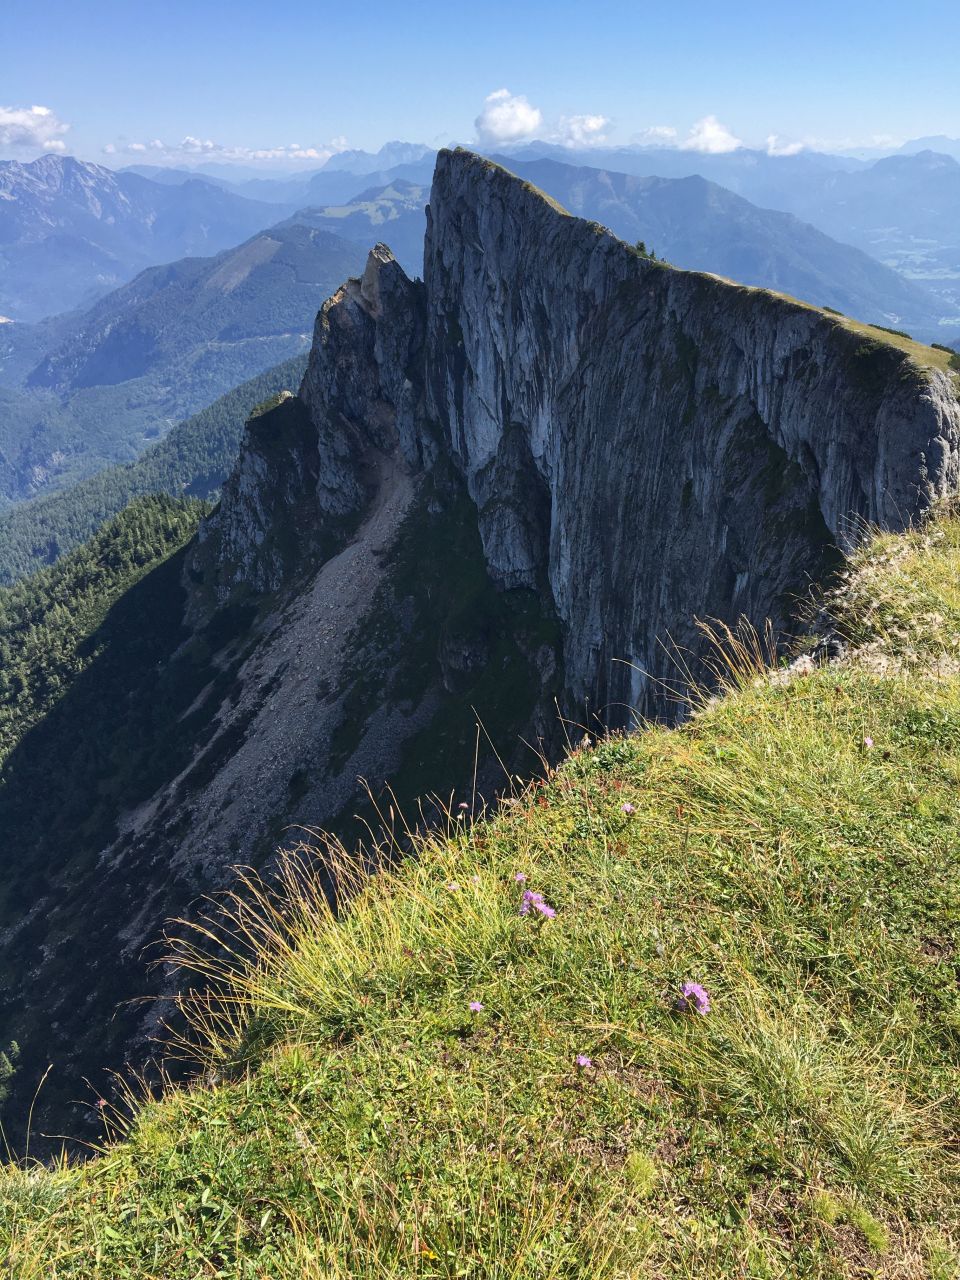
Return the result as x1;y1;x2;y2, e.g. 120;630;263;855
200;148;960;717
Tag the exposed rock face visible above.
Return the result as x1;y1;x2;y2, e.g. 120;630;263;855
203;148;960;717
4;149;959;1149
191;245;425;603
422;153;960;712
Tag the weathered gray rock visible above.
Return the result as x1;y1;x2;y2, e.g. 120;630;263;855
191;244;425;604
202;147;960;718
422;150;960;714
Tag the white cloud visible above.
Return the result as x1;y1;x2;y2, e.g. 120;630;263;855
681;115;743;154
555;113;610;147
632;125;678;146
475;89;543;144
103;134;350;168
0;104;70;152
766;134;805;157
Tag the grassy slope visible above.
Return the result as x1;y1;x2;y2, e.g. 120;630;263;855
2;513;959;1277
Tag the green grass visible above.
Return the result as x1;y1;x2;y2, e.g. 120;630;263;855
4;509;960;1277
831;316;958;375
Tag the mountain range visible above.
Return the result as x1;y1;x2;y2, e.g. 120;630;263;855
0;224;365;503
275;178;428;277
496;144;960;329
499;157;947;334
6;143;959;335
269;156;954;335
1;146;957;572
899;133;960;161
0;155;298;320
0;148;957;1149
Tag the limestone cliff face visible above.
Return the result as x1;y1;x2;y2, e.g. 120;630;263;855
201;148;960;719
422;151;960;713
191;246;424;604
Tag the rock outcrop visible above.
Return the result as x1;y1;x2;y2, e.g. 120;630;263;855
201;148;960;718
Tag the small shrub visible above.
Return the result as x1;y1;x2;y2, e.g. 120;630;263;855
846;1203;889;1254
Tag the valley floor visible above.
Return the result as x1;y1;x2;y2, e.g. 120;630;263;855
2;510;960;1278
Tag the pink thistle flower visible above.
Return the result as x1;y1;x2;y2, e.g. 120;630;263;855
514;872;527;883
863;736;874;750
675;982;711;1015
575;1054;592;1069
458;802;470;811
469;1000;484;1013
446;881;461;892
621;802;636;815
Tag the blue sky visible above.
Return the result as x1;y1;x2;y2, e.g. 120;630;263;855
3;0;959;167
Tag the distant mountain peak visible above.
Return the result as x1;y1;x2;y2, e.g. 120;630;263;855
877;148;960;171
0;156;300;321
323;141;435;175
898;134;960;162
0;152;112;193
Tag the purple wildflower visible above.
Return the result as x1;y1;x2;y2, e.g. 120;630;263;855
575;1054;593;1069
863;736;874;750
621;802;636;815
520;888;557;919
458;802;470;811
676;982;711;1015
514;872;527;883
469;1000;484;1013
446;881;461;892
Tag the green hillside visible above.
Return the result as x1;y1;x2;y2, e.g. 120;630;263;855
0;493;226;1146
0;353;308;584
0;494;207;771
0;225;362;508
3;507;959;1278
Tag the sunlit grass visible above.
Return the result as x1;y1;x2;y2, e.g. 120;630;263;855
833;316;958;374
4;514;960;1277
